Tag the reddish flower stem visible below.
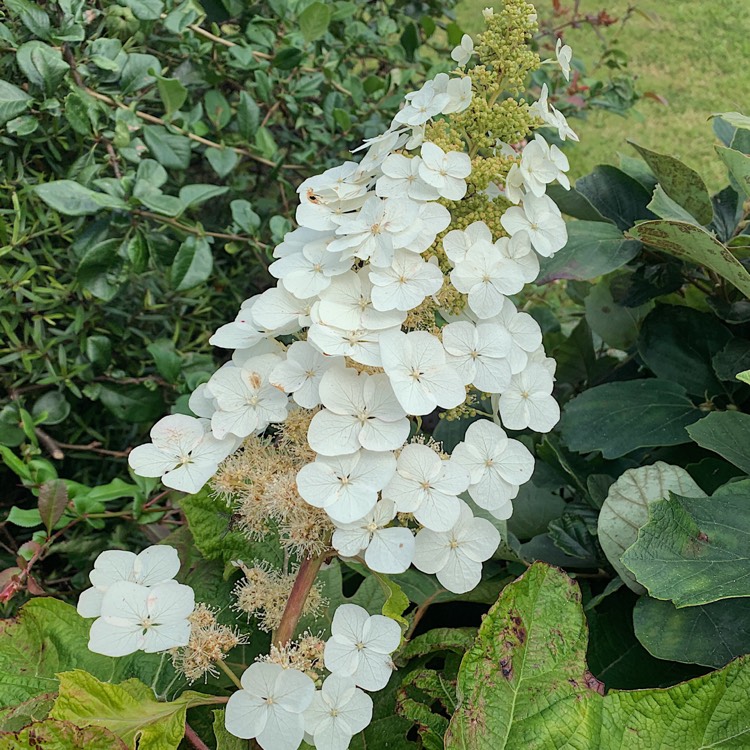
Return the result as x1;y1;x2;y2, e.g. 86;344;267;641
272;553;326;648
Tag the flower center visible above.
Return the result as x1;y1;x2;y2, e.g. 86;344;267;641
409;368;423;382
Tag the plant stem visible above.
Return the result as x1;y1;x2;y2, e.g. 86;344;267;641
184;722;211;750
216;658;244;690
272;553;327;648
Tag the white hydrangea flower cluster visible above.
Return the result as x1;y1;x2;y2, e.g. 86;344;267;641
118;21;579;750
129;34;575;594
226;604;399;750
77;545;195;657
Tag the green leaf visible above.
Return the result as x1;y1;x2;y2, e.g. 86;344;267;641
178;184;228;209
560;379;704;458
6;113;37;135
0;718;126;750
146;339;182;382
143;126;191;170
4;0;51;39
98;383;164;423
597;462;706;593
32;391;70;425
206;147;239;178
0;598;165;708
171;236;213;291
371;572;409;630
0;79;32;125
0;693;55;734
236;91;260;139
546;183;610;223
584;278;653;350
446;563;750;749
38;479;68;533
637;305;731;397
299;2;331;41
16;41;69;95
537;221;640;284
686;410;750;474
180;490;265;569
35;181;126;216
212;709;244;750
738;370;750;385
204;89;232;130
51;671;217;750
76;239;124;301
647;184;701;224
7;506;43;528
230;199;260;234
156;75;188;116
121;0;164;21
712;338;750;382
120;53;161;94
628;220;750;299
633;595;750;669
621;481;750;606
629;141;713;225
574;165;654;231
717;146;750;197
254;126;277;160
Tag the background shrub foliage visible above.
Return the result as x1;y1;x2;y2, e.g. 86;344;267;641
0;0;461;486
4;0;750;748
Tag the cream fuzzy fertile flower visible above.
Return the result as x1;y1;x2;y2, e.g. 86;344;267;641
419;142;471;201
128;414;236;494
442;321;513;393
87;580;194;657
324;604;401;691
304;675;373;750
307;367;410;456
379;330;466;416
369;251;443;312
383;443;470;532
270;340;341;409
331;498;415;574
225;662;315;750
501;192;567;258
452;420;535;518
207;354;289;440
296;449;396;524
498;363;560;433
77;545;180;618
451;34;474;67
413;500;500;594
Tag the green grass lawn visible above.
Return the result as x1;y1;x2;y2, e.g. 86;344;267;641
456;0;750;190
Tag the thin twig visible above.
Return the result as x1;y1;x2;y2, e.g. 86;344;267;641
132;209;261;243
56;441;132;458
34;427;65;460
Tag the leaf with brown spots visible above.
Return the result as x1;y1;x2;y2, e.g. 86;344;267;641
446;563;750;749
